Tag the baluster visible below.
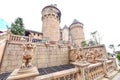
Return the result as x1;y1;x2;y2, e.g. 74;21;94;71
57;77;60;80
72;73;75;80
13;35;14;41
68;74;70;80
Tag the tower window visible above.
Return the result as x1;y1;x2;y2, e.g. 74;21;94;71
56;16;58;19
34;33;35;35
50;8;53;10
52;14;55;16
48;14;51;16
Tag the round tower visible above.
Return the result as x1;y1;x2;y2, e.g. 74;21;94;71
62;25;69;42
41;4;61;42
69;19;85;47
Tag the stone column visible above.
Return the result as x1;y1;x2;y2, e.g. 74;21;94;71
72;62;90;80
109;57;119;70
95;59;108;77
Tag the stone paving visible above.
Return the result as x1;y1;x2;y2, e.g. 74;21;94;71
112;73;120;80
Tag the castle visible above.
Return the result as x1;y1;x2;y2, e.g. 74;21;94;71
25;4;85;47
0;4;118;80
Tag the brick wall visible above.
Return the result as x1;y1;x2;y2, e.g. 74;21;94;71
0;43;69;73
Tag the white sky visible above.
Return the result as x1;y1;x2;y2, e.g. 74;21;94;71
0;0;120;52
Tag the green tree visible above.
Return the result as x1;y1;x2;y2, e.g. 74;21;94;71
80;30;102;47
88;39;96;46
81;41;87;47
11;17;25;35
90;30;102;45
117;52;120;62
118;44;120;47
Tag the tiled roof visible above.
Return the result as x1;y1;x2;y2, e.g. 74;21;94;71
25;29;43;34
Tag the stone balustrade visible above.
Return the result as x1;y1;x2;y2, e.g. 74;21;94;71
8;34;43;44
0;32;7;41
71;58;117;80
87;62;104;80
35;68;79;80
106;60;115;72
8;34;29;43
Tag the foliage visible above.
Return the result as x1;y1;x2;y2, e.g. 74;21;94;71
88;39;96;46
117;53;120;61
107;52;111;56
118;44;120;47
81;30;102;47
81;41;87;47
90;30;102;45
11;17;25;35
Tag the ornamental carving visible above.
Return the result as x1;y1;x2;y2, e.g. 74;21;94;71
69;45;105;63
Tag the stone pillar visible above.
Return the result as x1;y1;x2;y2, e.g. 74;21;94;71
109;57;119;70
95;59;108;77
72;62;90;80
7;43;39;80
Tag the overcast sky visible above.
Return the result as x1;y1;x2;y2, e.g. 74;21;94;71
0;0;120;52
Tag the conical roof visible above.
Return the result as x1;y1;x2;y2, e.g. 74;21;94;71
72;19;80;24
63;25;68;29
70;19;84;29
70;19;83;26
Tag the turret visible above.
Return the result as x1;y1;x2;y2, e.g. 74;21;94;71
62;25;69;42
69;19;85;46
41;4;61;42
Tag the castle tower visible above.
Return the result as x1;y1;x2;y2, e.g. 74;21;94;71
69;19;85;47
41;4;61;42
62;25;69;42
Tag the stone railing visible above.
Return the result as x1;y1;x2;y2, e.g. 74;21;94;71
35;68;80;80
8;34;43;44
72;57;117;80
87;62;104;80
8;34;29;43
0;32;7;41
106;59;116;73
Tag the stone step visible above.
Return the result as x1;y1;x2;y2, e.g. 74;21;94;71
101;71;118;80
105;71;118;80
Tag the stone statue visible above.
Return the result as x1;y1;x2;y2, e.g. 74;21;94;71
21;43;36;69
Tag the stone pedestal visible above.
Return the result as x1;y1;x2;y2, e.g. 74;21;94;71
72;61;90;80
7;67;39;80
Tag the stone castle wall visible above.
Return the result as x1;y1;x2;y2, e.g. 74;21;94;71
0;42;69;73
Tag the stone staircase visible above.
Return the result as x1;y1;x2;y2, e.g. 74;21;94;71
101;71;118;80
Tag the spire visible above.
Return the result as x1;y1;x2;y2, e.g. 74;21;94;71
63;25;68;29
50;4;57;7
72;19;80;24
70;19;84;28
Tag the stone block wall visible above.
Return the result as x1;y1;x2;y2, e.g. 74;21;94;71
0;43;23;73
0;42;69;73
